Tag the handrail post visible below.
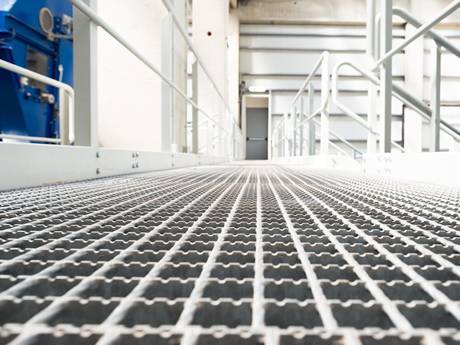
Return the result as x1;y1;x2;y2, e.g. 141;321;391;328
299;96;304;156
430;42;442;152
308;84;316;156
320;52;330;155
367;0;378;154
0;58;75;146
191;61;199;154
292;105;297;156
380;0;393;153
283;112;290;158
374;0;460;69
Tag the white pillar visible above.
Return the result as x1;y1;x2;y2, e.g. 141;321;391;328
430;42;441;152
193;0;229;157
366;0;377;154
320;53;330;155
73;0;98;147
380;0;393;153
404;0;424;152
161;0;187;153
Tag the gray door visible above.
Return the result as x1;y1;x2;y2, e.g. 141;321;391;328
246;108;268;160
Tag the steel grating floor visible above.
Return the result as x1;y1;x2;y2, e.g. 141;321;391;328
0;164;459;345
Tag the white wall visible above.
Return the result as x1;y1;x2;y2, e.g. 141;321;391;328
228;12;241;124
96;0;167;151
193;0;230;155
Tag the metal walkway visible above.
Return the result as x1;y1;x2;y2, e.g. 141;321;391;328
0;164;459;345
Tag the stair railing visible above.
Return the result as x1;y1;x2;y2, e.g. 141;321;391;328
272;52;333;159
272;52;366;160
372;0;460;151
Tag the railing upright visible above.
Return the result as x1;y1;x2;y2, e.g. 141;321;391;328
373;2;460;152
71;0;242;160
308;84;316;155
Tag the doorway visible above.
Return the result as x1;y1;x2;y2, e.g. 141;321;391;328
245;104;269;160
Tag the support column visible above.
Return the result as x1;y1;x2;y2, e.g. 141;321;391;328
161;14;174;152
193;0;229;157
268;91;273;159
192;61;198;154
366;0;377;154
430;43;441;152
299;96;304;156
73;0;98;146
380;0;393;153
404;0;424;152
320;53;330;155
161;0;187;153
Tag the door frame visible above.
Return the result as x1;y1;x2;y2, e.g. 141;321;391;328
242;93;271;160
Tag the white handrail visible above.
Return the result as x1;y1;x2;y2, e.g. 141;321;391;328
0;58;74;145
273;53;330;135
375;7;460;60
333;61;460;143
275;104;324;145
312;118;363;157
160;0;241;135
71;0;240;158
290;52;329;108
273;52;334;157
332;61;406;152
273;51;362;159
373;3;460;152
373;0;460;69
0;134;61;144
393;8;460;57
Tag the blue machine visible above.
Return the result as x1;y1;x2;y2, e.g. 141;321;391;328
0;0;73;141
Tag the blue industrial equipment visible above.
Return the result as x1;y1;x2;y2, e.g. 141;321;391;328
0;0;73;141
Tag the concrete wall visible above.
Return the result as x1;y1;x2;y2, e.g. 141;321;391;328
235;0;409;23
236;0;460;24
96;0;167;151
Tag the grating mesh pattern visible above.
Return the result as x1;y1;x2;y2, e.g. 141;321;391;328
0;165;459;345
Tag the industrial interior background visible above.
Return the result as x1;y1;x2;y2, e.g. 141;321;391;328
0;0;460;344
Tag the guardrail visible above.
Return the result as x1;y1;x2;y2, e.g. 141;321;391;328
272;53;373;160
0;58;74;145
272;52;335;158
373;1;460;70
71;0;242;159
375;0;460;151
373;3;460;151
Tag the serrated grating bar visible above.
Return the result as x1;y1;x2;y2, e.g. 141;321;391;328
0;164;459;345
